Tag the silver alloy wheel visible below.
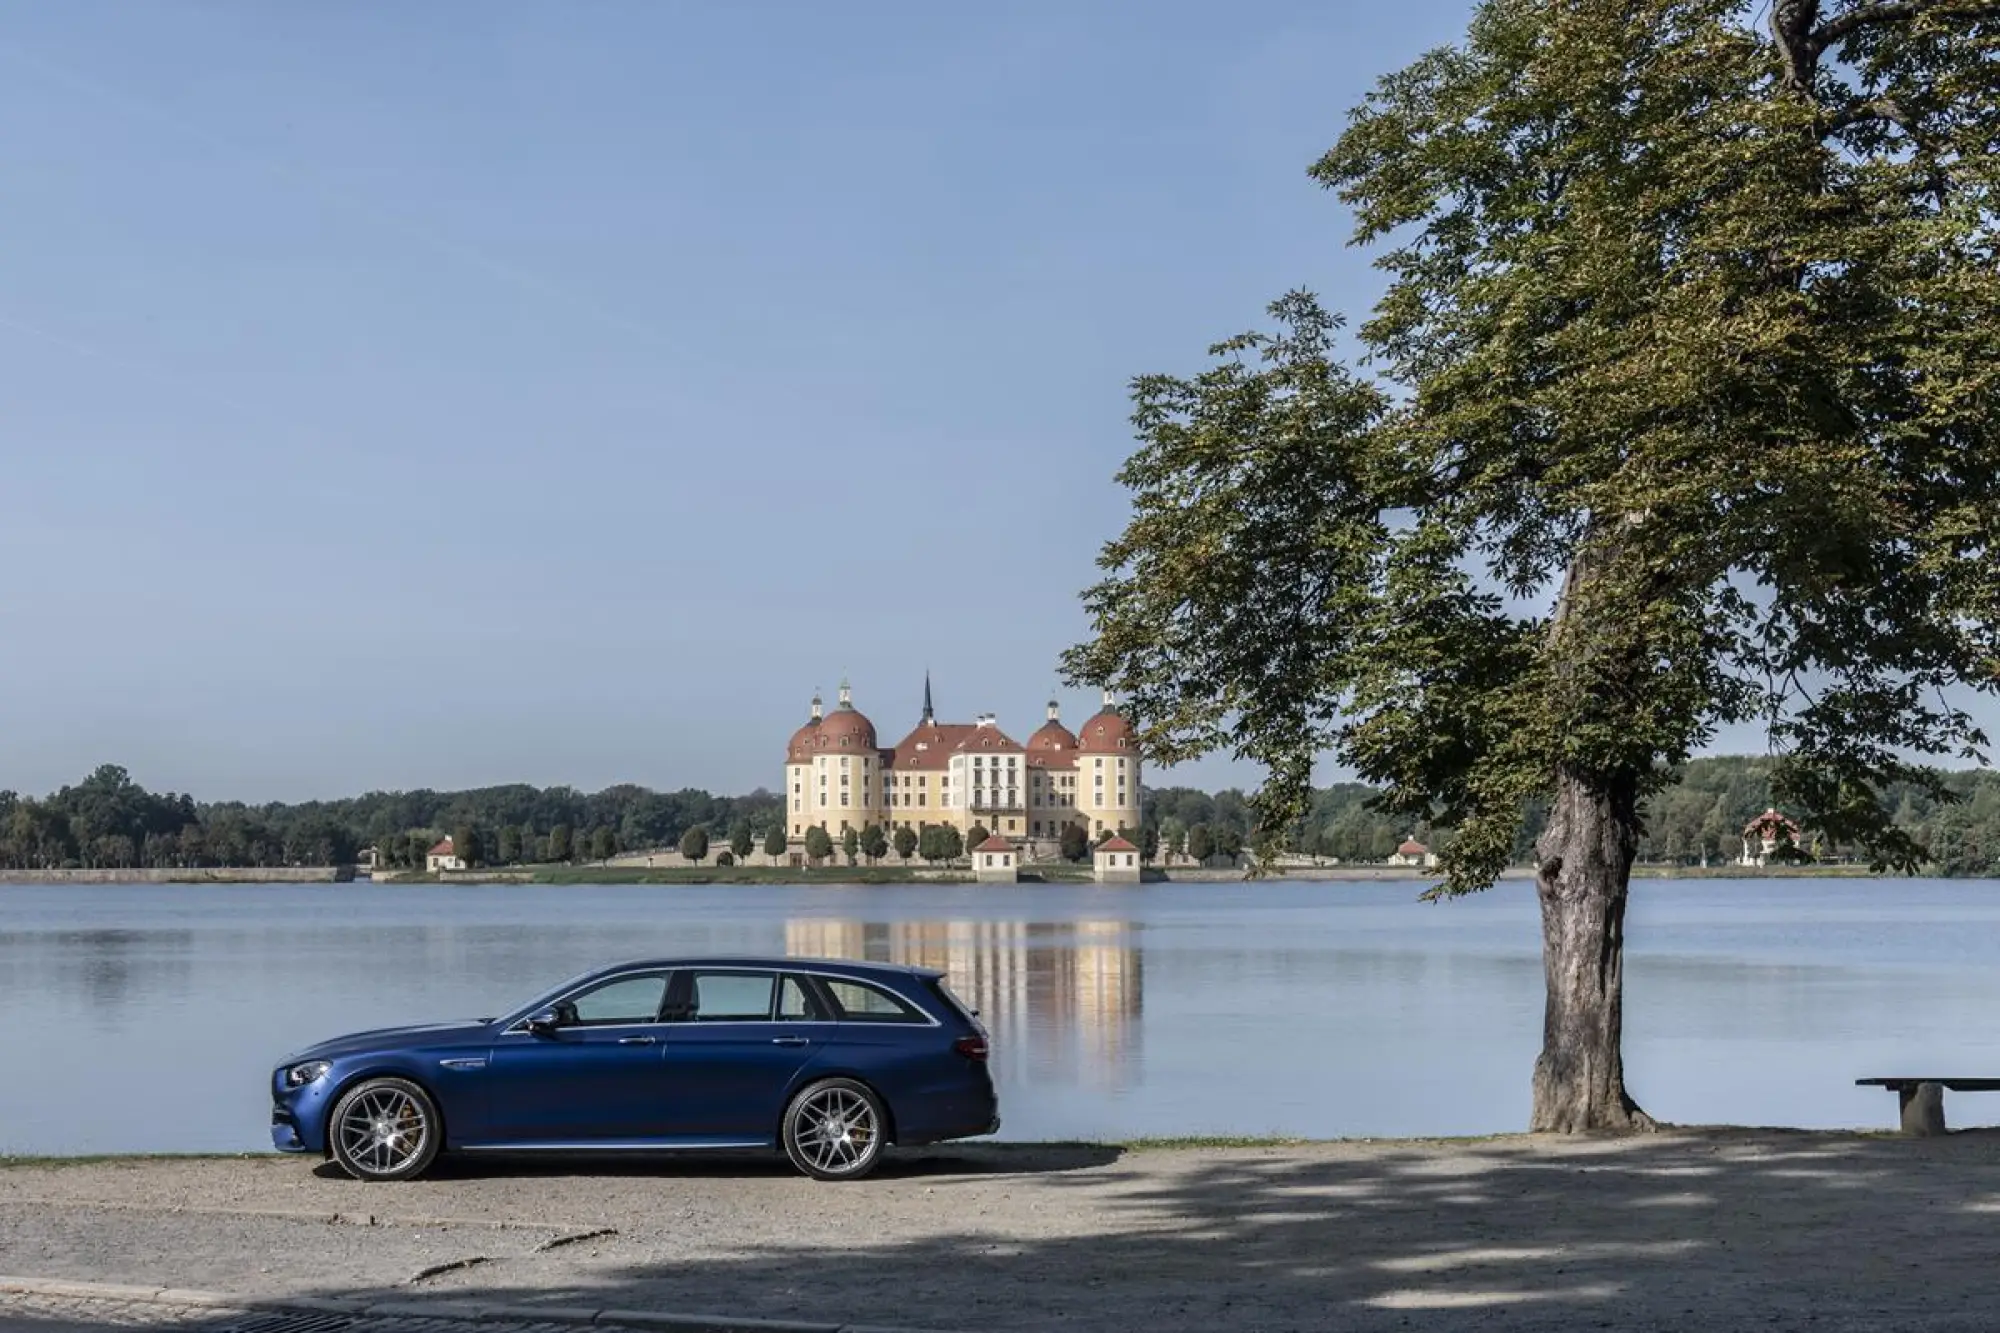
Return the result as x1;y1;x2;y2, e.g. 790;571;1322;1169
787;1082;883;1179
333;1084;432;1178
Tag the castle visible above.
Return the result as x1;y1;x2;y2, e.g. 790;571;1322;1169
783;677;1142;847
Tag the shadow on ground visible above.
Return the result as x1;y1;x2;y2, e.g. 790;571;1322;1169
307;1141;1125;1183
9;1131;2000;1330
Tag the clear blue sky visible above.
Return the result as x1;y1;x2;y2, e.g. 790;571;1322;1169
0;0;1481;803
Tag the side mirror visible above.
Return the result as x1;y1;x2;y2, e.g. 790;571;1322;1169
524;1009;561;1036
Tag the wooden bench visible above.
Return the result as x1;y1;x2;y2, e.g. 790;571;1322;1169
1856;1078;2000;1135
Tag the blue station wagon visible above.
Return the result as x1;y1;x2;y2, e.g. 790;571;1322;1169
270;957;999;1181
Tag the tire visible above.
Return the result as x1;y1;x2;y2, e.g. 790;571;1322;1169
327;1077;443;1182
782;1078;887;1181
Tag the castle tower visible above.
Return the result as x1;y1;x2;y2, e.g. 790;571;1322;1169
1075;689;1142;839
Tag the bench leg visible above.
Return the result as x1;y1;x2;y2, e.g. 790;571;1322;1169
1899;1082;1947;1136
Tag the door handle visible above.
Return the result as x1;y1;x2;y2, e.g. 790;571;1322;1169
771;1036;810;1047
617;1035;657;1046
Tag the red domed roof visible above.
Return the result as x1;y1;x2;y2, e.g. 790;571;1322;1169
785;717;820;764
1028;720;1078;752
816;706;877;750
1077;707;1135;753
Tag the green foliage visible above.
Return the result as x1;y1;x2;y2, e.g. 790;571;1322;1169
0;770;777;872
1186;824;1215;864
496;825;522;865
804;825;834;864
715;850;734;867
1065;0;2000;891
893;825;919;862
860;824;889;863
729;822;754;863
1139;824;1160;863
679;826;710;862
841;825;860;865
763;826;788;859
917;824;966;864
589;826;616;860
452;826;480;869
1059;823;1089;863
966;823;992;850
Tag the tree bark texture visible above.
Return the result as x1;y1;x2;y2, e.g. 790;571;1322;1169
1531;766;1656;1133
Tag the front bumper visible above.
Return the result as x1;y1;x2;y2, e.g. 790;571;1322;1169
271;1107;306;1153
270;1066;339;1154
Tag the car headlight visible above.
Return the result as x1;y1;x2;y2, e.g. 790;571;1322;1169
283;1060;331;1088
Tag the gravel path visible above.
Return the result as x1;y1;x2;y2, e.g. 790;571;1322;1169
5;1132;2000;1331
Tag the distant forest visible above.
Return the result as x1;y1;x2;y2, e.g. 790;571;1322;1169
4;756;1999;875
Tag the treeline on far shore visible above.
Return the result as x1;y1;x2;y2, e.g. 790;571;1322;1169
4;756;2000;876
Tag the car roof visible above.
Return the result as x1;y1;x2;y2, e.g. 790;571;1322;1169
590;955;946;982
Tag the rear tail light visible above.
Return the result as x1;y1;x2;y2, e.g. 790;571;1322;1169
953;1035;989;1061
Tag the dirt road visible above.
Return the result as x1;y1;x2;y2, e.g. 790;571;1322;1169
3;1131;1996;1331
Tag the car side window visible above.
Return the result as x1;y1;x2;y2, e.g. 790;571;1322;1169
563;974;668;1027
778;975;828;1021
680;972;776;1022
824;979;926;1024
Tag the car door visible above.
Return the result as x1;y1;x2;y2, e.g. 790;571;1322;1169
472;970;675;1145
656;970;826;1141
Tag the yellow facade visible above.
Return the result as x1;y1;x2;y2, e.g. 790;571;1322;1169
784;681;1141;847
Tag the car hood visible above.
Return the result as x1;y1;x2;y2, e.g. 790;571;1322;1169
285;1021;496;1063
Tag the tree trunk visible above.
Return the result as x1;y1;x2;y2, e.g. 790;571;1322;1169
1531;765;1655;1133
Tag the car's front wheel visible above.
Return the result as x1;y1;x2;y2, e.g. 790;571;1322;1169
328;1077;442;1182
782;1078;886;1181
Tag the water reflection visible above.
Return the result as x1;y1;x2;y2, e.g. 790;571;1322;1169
6;879;2000;1154
785;919;1143;1092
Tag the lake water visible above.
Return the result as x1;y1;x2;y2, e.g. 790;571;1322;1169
2;878;1997;1155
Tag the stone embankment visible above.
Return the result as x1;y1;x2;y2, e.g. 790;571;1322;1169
0;867;354;885
4;1131;1998;1331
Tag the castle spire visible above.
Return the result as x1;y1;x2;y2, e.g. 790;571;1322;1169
810;687;823;721
921;670;935;724
837;677;853;710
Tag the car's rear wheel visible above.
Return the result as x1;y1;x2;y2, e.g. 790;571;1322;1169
328;1077;442;1182
782;1078;886;1181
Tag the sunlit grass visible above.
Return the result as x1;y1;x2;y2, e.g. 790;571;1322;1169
0;1153;264;1169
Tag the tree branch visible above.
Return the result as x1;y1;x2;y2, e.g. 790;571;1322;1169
1772;0;1823;90
1828;95;1923;135
1812;1;2000;55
